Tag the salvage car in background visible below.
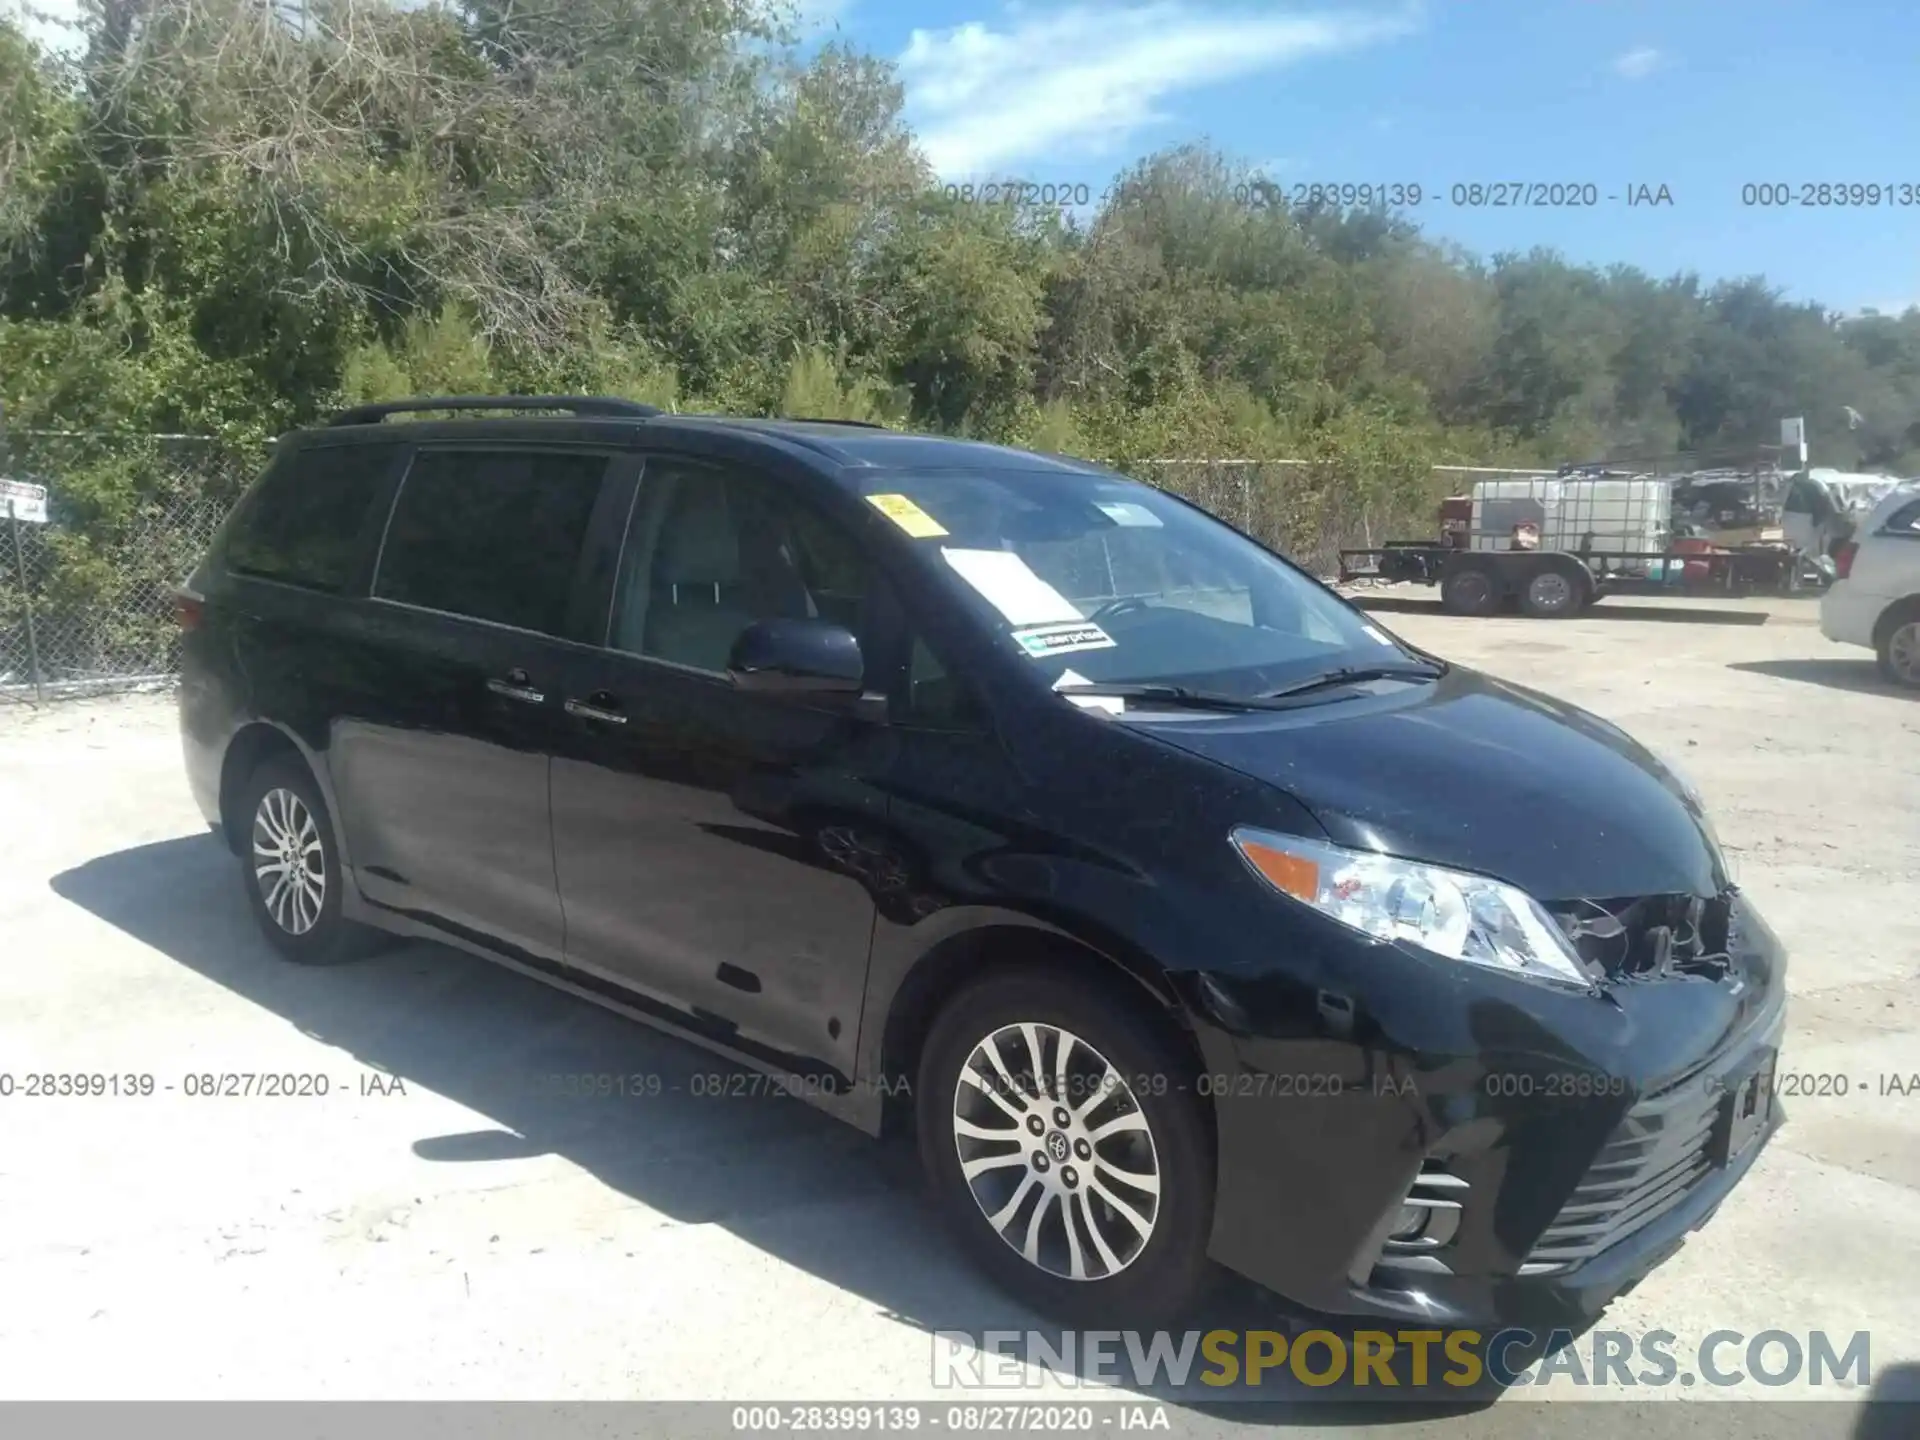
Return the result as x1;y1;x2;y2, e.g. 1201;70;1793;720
1822;481;1920;687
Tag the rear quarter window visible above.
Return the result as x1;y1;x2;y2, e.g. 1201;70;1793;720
226;442;399;593
372;448;608;635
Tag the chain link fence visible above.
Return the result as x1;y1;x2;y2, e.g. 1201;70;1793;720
1126;460;1564;577
1;431;253;705
1121;459;1533;578
0;431;1528;706
1123;459;1378;577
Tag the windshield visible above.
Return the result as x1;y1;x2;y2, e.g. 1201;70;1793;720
860;469;1418;698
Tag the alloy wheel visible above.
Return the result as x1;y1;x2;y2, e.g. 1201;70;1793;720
1889;622;1920;686
950;1022;1162;1281
252;787;326;936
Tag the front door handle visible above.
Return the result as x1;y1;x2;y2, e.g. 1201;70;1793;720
564;694;627;725
487;668;546;705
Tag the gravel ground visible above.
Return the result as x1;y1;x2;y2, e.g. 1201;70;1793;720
0;592;1915;1431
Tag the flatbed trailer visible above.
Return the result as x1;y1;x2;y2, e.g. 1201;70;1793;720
1337;539;1808;617
1337;460;1822;617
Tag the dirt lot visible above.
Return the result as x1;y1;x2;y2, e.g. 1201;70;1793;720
1;594;1916;1426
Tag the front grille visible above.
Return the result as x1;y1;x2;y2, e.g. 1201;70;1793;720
1525;1073;1721;1270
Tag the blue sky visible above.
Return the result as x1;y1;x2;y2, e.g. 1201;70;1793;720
806;0;1920;315
12;0;1917;313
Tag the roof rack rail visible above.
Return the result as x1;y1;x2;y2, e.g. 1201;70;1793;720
779;416;889;429
329;395;662;427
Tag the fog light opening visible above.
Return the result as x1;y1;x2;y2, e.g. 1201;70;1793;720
1389;1204;1429;1242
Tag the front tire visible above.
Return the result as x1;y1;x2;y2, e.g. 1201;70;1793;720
237;758;373;965
917;967;1217;1326
1440;563;1499;617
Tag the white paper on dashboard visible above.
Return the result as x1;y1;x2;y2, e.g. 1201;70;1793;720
1052;668;1125;714
1094;500;1162;527
941;548;1083;625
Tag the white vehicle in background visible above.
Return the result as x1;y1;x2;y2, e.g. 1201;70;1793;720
1821;481;1920;688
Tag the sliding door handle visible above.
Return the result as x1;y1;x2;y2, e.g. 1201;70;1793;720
487;669;546;705
564;697;628;725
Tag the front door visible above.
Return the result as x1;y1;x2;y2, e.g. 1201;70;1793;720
548;454;889;1082
329;444;618;962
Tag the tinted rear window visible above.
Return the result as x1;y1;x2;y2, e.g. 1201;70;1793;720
226;442;398;593
373;449;607;635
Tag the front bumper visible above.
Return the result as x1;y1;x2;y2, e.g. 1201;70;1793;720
1186;894;1787;1331
1306;1011;1781;1332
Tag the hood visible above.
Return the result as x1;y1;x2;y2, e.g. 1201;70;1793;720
1133;667;1727;902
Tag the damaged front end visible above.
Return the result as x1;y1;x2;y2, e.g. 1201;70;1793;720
1185;867;1787;1328
1550;890;1740;983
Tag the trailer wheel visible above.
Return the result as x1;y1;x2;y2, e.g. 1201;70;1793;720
1520;562;1589;619
1440;563;1499;617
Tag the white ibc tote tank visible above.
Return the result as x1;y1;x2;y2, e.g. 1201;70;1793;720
1470;476;1671;555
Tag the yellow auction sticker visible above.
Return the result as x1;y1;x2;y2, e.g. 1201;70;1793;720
866;492;949;538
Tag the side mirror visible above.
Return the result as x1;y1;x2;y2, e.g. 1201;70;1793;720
728;618;865;696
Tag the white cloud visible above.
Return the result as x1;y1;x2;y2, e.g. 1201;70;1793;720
1612;46;1665;80
899;3;1423;177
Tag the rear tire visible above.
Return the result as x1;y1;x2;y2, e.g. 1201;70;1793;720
1520;563;1589;619
1877;614;1920;689
917;967;1218;1327
1440;563;1499;617
237;758;378;965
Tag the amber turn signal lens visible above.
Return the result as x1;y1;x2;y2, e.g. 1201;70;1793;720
1235;837;1319;901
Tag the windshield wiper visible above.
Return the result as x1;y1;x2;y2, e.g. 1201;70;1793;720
1053;682;1281;712
1254;662;1445;701
1056;663;1445;713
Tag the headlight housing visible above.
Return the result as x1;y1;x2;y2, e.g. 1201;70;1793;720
1230;827;1597;991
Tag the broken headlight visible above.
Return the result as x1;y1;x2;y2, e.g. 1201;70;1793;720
1230;827;1598;991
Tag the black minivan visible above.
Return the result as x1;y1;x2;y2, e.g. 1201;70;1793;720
178;396;1785;1330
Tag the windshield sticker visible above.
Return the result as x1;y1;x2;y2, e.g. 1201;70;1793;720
1011;621;1118;659
865;492;949;538
1094;500;1163;528
1361;623;1396;647
941;548;1084;625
